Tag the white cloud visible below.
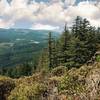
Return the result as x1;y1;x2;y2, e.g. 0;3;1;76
62;1;100;27
65;0;76;6
31;23;60;30
0;18;14;28
0;0;100;30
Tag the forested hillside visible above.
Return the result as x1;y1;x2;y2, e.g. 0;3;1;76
38;16;100;71
0;16;100;100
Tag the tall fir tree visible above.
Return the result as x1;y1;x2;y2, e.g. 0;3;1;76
71;16;97;66
37;48;49;71
48;32;53;69
37;16;99;70
48;32;58;69
37;32;57;70
58;24;71;65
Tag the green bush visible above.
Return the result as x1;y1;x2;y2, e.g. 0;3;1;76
96;55;100;62
0;76;15;100
51;66;67;76
8;82;47;100
58;74;86;96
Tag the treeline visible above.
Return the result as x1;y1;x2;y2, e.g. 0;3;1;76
0;62;35;78
38;16;100;71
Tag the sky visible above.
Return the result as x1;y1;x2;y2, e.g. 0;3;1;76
0;0;100;31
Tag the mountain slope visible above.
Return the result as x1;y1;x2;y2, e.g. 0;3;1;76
1;62;100;100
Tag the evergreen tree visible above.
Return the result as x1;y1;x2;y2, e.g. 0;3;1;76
37;16;100;70
37;48;49;71
72;16;82;39
71;17;96;66
58;24;71;65
48;32;53;68
86;26;97;49
37;32;57;70
96;27;100;43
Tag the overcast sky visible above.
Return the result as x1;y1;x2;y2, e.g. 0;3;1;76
0;0;100;30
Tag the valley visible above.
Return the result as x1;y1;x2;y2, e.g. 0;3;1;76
0;28;59;67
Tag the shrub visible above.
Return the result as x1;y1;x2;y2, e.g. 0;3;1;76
8;82;47;100
96;55;100;62
51;66;67;76
58;74;86;97
0;76;15;100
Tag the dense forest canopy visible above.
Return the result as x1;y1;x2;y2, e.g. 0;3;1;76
38;16;100;70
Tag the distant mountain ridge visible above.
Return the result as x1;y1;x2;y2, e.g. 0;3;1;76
0;28;60;42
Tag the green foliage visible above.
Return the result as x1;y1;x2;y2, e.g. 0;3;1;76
37;32;58;71
96;55;100;62
39;16;98;70
0;29;59;68
51;66;67;76
58;74;86;98
1;63;100;99
37;49;49;72
8;82;47;100
0;76;15;100
0;63;33;78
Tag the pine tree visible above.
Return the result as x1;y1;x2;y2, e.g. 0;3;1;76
72;16;82;38
48;32;57;69
37;48;49;71
48;32;53;68
71;16;97;66
37;16;99;70
58;24;70;65
96;27;100;43
37;32;57;70
85;26;97;59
